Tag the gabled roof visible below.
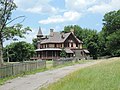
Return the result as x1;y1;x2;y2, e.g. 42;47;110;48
40;32;83;44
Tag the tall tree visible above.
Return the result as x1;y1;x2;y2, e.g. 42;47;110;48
102;9;120;56
0;0;31;66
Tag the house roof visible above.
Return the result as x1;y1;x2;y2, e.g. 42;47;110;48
41;32;83;44
64;48;73;53
83;49;90;53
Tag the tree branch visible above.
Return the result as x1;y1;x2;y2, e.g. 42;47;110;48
6;16;26;25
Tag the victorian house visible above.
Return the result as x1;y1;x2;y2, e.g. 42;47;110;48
35;28;89;60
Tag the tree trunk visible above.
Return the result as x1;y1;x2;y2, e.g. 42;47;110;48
0;34;3;67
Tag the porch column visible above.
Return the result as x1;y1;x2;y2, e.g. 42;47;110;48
46;51;47;59
55;51;56;57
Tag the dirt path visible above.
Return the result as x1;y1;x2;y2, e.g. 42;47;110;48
0;60;103;90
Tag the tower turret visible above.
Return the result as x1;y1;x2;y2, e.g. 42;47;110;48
37;27;43;38
37;27;43;49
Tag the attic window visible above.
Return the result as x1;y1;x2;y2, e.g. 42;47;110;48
76;43;78;47
71;43;73;47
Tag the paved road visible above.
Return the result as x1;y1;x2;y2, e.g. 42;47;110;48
0;60;103;90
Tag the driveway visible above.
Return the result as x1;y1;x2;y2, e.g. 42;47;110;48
0;60;103;90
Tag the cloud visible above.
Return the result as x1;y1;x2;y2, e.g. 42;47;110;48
65;0;120;14
39;11;81;24
14;0;58;14
88;0;120;14
26;5;58;14
65;0;96;11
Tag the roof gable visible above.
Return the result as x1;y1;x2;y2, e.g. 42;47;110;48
64;33;83;43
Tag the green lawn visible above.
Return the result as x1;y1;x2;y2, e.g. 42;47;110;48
41;57;120;90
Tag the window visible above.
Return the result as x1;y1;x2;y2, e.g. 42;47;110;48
76;43;78;47
67;43;69;47
61;44;62;47
47;44;49;48
55;44;56;47
71;43;73;47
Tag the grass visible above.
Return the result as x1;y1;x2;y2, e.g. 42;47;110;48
41;57;120;90
0;59;94;85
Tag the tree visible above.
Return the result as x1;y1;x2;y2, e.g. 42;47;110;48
102;9;120;56
3;41;35;62
60;49;66;58
0;0;31;66
85;32;99;59
32;38;38;49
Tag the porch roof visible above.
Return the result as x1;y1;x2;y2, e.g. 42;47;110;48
83;49;90;53
64;48;73;53
35;48;62;51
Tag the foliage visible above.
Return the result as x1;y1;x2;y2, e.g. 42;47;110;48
3;41;35;62
3;24;31;41
102;9;120;56
60;49;66;57
32;38;38;49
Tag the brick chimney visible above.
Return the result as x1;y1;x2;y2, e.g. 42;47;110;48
50;29;54;36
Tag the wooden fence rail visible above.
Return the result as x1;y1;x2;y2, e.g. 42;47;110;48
0;60;46;78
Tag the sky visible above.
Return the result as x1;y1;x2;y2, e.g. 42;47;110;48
4;0;120;46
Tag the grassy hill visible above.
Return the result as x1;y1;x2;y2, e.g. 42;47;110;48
41;57;120;90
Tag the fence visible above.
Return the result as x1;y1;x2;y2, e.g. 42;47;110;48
0;60;46;78
53;58;73;67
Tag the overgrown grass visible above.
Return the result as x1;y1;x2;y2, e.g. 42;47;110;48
41;57;120;90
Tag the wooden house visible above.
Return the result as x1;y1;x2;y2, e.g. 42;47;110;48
35;28;89;60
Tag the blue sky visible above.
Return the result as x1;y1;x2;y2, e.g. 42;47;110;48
4;0;120;46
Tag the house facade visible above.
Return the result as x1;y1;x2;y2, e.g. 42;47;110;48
35;28;89;60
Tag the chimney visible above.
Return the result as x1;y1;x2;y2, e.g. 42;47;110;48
50;29;54;36
61;32;65;39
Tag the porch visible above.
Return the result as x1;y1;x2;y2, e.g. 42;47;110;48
36;48;62;60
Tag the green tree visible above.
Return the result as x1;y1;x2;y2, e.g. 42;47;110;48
102;9;120;56
60;49;66;58
4;41;35;62
85;32;99;59
32;38;38;49
0;0;31;66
